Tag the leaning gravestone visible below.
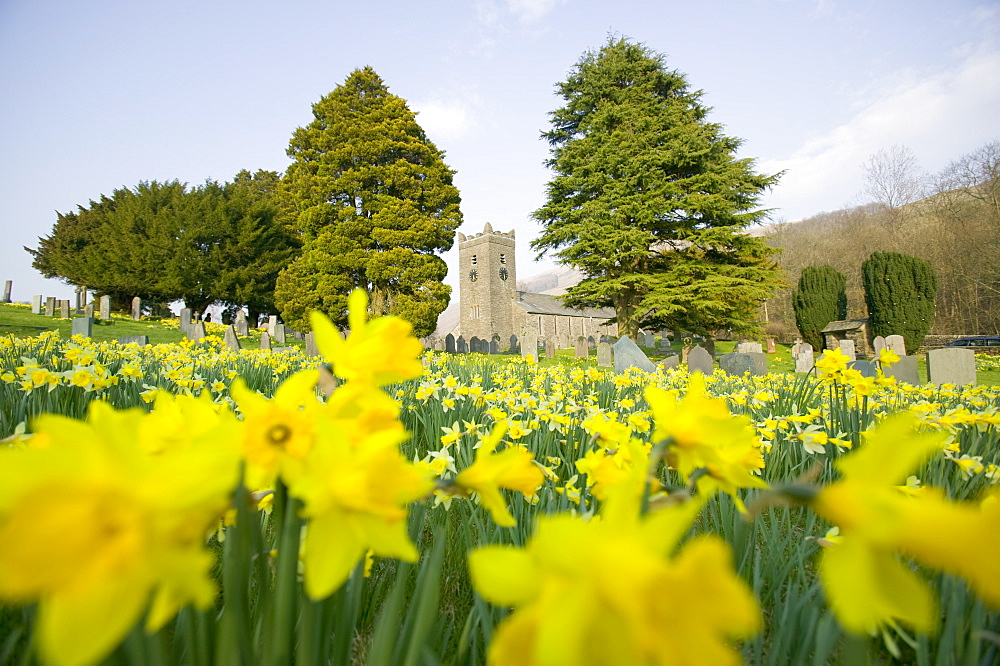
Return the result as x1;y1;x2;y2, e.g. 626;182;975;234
575;336;588;358
131;297;142;320
179;308;192;335
188;321;206;342
99;295;111;320
305;332;319;357
926;348;976;387
223;325;241;351
884;355;920;385
660;355;679;371
2;280;11;303
848;360;878;378
687;345;714;375
445;333;456;353
234;311;249;336
613;336;657;374
31;295;42;314
59;300;70;318
838;339;856;360
597;342;613;367
118;335;149;346
873;336;887;357
260;332;271;350
71;317;93;338
886;335;906;357
795;343;815;373
456;336;467;353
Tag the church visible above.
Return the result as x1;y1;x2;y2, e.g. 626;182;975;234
453;223;617;347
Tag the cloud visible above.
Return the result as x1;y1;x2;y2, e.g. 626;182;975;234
411;94;481;143
760;45;1000;222
506;0;569;23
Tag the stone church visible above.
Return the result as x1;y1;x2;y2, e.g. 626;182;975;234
456;223;617;346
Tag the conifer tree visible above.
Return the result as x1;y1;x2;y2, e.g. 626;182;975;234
792;265;847;350
276;67;462;336
862;251;937;354
531;38;782;339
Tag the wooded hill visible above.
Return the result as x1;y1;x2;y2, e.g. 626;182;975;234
762;142;999;339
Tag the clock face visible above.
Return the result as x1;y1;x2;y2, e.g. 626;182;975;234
469;269;479;282
499;267;509;281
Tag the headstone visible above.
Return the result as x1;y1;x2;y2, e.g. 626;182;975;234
223;325;241;350
686;345;714;375
884;355;920;385
71;317;93;338
766;338;776;354
456;336;467;353
926;348;976;387
639;332;653;348
521;332;538;360
31;295;42;314
510;334;519;354
720;352;754;376
544;338;556;358
886;334;906;357
703;339;716;357
660;355;679;371
267;315;278;335
795;343;815;373
736;341;763;354
118;335;149;346
2;280;11;302
131;297;141;320
260;332;271;350
179;308;193;335
597;342;613;367
575;336;588;358
489;338;499;355
433;339;445;351
99;295;111;320
188;321;206;342
234;310;249;336
470;336;481;353
304;331;320;357
445;333;456;353
613;336;656;374
74;287;83;314
838;339;856;361
84;303;94;318
847;360;878;378
658;336;672;354
587;335;597;349
59;300;70;318
791;341;802;359
873;336;887;357
45;297;55;316
273;325;286;344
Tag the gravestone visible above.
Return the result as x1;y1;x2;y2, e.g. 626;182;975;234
873;336;887;357
291;330;304;341
884;355;920;385
720;352;754;376
31;295;42;314
510;334;519;354
641;332;654;348
456;336;467;353
588;335;597;349
45;297;55;316
274;325;286;344
272;347;296;353
489;338;499;355
795;343;815;373
703;339;716;357
687;345;714;375
838;339;856;360
885;335;906;357
84;303;94;318
131;297;141;320
544;338;556;358
223;325;241;351
59;300;70;318
234;311;249;336
926;348;976;387
658;337;672;354
2;280;11;303
74;288;83;314
118;335;149;346
597;342;613;367
521;332;538;360
71;317;93;338
848;360;878;378
434;339;445;351
445;333;456;353
305;332;319;357
260;332;271;350
267;315;278;335
660;355;679;371
188;321;206;342
613;336;656;374
791;341;802;359
766;338;776;354
99;295;111;320
470;337;481;353
179;308;192;335
575;336;588;358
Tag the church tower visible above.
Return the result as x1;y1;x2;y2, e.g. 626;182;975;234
457;222;517;341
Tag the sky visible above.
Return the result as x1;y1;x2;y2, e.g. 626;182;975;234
1;0;997;307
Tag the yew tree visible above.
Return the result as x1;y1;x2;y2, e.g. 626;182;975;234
531;38;782;339
276;67;462;335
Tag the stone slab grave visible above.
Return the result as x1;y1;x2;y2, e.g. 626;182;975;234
883;355;920;385
720;352;767;377
99;295;111;320
926;347;976;387
886;335;906;357
71;317;93;338
31;295;42;314
848;360;878;378
2;280;11;303
118;336;149;346
260;332;271;350
794;343;815;373
131;297;142;320
613;335;656;374
223;325;241;351
45;296;56;317
686;345;714;375
660;355;679;371
234;311;249;336
305;332;319;357
597;342;612;367
838;339;856;360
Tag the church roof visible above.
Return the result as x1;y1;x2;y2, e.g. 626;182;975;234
514;291;616;319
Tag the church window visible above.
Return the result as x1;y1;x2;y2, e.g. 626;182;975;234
471;305;480;319
499;253;506;264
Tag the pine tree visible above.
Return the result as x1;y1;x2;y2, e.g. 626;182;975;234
792;265;847;350
276;67;462;336
862;251;937;354
531;38;782;340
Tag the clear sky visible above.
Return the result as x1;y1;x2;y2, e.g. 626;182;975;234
1;0;997;305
